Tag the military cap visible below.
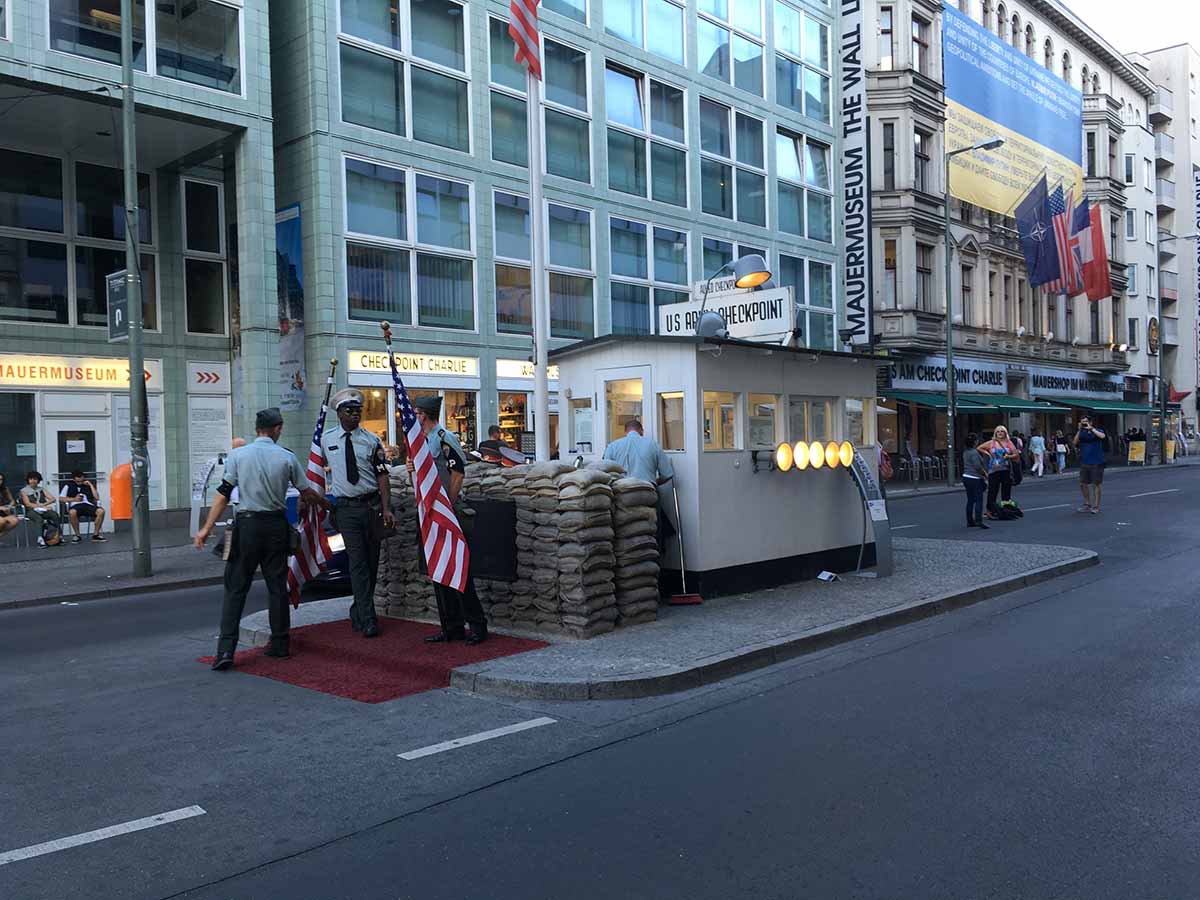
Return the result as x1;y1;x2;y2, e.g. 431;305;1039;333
413;394;442;417
331;387;365;410
255;407;284;429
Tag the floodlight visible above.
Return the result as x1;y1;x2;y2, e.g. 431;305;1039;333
793;441;810;470
809;441;825;469
838;441;855;467
775;441;794;472
824;441;839;468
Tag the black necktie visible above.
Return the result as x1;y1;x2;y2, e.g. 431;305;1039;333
344;433;360;485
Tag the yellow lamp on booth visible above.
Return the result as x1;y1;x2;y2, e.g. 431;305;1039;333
775;441;794;472
809;441;825;469
793;441;809;470
824;441;839;468
838;441;855;468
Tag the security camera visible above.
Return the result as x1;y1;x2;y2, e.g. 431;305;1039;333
838;327;855;343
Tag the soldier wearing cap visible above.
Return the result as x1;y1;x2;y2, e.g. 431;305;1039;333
407;395;488;645
195;408;327;670
325;388;394;637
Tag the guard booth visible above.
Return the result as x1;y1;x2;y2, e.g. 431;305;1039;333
550;335;885;597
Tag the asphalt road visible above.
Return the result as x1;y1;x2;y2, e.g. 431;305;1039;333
3;464;1199;899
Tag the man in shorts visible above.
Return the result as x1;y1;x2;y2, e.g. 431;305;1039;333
62;470;108;541
1073;417;1107;514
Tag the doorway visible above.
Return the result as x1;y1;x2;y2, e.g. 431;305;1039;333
43;418;113;531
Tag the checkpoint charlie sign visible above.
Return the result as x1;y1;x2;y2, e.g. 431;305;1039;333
887;355;1007;394
660;287;793;341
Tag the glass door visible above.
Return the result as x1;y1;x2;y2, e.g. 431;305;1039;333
42;417;114;531
598;366;652;450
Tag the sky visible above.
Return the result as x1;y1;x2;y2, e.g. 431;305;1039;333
1073;0;1200;56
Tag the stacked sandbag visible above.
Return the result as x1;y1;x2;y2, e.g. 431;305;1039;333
374;468;437;620
557;468;618;638
612;477;661;626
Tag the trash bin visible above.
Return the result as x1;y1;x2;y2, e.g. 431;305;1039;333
110;463;132;520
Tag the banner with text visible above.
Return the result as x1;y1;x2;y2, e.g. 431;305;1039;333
658;288;792;341
887;355;1007;394
276;205;306;411
943;5;1083;214
1028;366;1123;400
839;0;871;345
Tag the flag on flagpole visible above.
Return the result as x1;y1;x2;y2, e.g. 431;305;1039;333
1067;198;1091;297
509;0;542;79
1045;186;1080;295
1081;203;1113;301
1014;173;1060;288
389;356;470;593
286;400;333;607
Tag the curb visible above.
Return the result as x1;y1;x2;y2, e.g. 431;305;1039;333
0;575;225;611
887;460;1197;501
448;549;1100;701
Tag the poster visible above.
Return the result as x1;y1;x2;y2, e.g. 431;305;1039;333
838;0;871;346
114;395;165;509
277;205;306;411
187;395;233;489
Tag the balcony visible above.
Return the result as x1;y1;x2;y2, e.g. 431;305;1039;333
1163;315;1180;346
1159;230;1178;258
1150;87;1174;122
1156;132;1175;165
1160;269;1179;299
1157;177;1176;210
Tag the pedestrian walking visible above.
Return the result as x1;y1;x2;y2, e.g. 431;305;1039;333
324;388;395;638
408;395;489;645
1073;416;1107;514
1054;430;1069;473
962;433;988;529
1029;429;1046;478
194;408;328;670
977;425;1020;519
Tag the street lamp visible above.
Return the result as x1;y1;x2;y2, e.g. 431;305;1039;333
944;137;1005;484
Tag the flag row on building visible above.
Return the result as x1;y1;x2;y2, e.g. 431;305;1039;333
1015;174;1112;301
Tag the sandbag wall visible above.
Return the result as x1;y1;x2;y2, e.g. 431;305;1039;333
373;461;661;637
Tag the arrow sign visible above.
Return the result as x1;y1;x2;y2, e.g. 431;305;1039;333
195;371;221;384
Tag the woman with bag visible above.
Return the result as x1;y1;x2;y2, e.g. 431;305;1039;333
1054;430;1069;473
977;426;1020;519
962;434;989;529
1029;430;1046;477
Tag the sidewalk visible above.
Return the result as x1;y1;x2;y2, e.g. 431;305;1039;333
239;537;1097;700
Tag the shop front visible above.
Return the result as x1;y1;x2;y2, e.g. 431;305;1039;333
0;353;167;527
494;360;560;456
1027;366;1154;462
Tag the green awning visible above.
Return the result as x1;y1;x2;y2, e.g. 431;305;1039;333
881;391;996;410
958;393;1071;413
1035;396;1156;413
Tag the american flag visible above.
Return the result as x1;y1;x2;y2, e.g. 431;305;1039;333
509;0;542;79
286;397;333;607
390;355;470;593
1046;186;1081;295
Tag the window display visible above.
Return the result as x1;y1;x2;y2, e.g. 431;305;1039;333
497;391;528;449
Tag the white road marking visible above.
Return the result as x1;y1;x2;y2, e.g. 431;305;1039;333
1021;504;1072;512
398;717;556;761
890;524;919;530
1128;489;1180;499
0;806;206;867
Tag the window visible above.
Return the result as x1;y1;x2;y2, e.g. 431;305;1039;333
489;19;527;168
779;254;834;348
543;0;586;23
156;0;242;93
1125;210;1136;240
788;397;831;442
747;394;778;448
609;217;689;334
606;379;644;443
544;39;591;183
882;122;896;190
1062;51;1071;85
1108;137;1118;180
1128;317;1139;349
913;130;930;192
1090;298;1100;344
1124;154;1135;186
658;392;686;450
50;1;145;69
0;1;6;41
700;99;765;225
911;14;930;75
700;0;764;96
340;0;469;151
605;67;688;207
1001;273;1012;331
344;158;475;331
703;391;740;450
960;264;973;325
1146;212;1155;244
494;191;531;334
883;239;898;308
878;6;894;71
774;1;830;122
1127;263;1138;294
916;243;934;311
184;182;227;335
1148;265;1156;298
1044;37;1053;71
776;128;831;241
1085;132;1096;178
547;202;594;338
607;0;684;65
1024;23;1035;57
1144;158;1153;189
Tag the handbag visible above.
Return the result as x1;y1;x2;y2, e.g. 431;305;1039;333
1009;459;1023;486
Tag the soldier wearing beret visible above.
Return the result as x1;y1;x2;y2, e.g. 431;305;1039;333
408;395;488;645
325;388;395;637
195;408;328;670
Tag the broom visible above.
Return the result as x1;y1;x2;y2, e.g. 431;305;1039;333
668;484;702;605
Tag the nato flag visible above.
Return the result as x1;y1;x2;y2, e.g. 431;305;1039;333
1015;174;1061;288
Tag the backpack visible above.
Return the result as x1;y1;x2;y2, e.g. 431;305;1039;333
997;500;1023;519
42;522;62;546
879;449;894;481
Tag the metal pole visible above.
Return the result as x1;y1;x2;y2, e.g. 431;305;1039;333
528;69;550;461
944;150;957;485
122;0;151;576
1159;362;1168;466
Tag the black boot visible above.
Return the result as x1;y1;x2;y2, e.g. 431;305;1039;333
465;624;489;646
424;629;465;643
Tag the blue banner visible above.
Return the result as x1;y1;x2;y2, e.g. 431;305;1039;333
276;205;306;411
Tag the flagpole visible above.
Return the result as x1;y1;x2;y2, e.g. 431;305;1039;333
528;68;550;462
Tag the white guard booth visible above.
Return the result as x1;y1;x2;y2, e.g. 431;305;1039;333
550;335;885;597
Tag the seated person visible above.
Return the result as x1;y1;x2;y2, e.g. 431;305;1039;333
477;425;508;454
61;470;108;542
19;471;63;547
0;473;19;538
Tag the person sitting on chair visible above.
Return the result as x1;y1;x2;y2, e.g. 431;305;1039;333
19;471;63;547
0;473;20;539
61;470;107;543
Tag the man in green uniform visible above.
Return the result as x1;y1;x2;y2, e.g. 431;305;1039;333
194;408;327;670
408;395;488;645
324;388;394;638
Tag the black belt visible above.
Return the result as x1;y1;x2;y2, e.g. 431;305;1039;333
236;510;288;519
337;492;380;505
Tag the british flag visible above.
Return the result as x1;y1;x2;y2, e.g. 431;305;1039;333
390;356;470;593
1045;186;1082;296
286;398;333;607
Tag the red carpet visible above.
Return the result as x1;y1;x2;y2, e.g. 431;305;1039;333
198;618;546;703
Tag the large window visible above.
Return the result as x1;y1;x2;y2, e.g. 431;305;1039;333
960;264;973;326
700;98;765;225
344;157;475;330
878;6;894;70
778;254;834;349
606;0;684;65
183;179;225;335
1124;209;1136;240
340;0;469;151
50;0;147;70
494;191;532;334
489;18;527;168
916;243;933;311
911;14;930;76
699;0;764;96
543;0;586;22
882;122;896;190
547;202;594;338
702;237;764;278
774;1;830;123
776;128;831;241
1124;153;1135;186
703;391;740;450
609;217;689;334
883;239;897;308
913;129;930;192
747;394;779;448
605;66;687;207
544;39;591;183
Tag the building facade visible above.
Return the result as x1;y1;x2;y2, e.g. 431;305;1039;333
864;0;1160;460
268;0;842;457
0;0;274;520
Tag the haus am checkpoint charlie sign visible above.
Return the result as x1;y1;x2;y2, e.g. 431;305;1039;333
658;283;793;341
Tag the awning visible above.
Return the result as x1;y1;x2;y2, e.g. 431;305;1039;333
881;391;996;410
1036;396;1156;413
958;393;1071;413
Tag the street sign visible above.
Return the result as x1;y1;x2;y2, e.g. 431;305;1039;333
107;270;128;343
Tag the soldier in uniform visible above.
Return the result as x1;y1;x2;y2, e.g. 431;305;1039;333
194;408;328;670
408;395;488;645
324;388;394;638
